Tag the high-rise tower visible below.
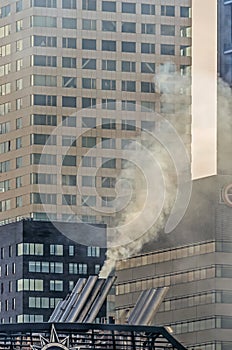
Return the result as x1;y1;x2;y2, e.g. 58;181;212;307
0;0;191;226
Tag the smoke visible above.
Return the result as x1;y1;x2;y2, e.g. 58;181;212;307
99;63;192;278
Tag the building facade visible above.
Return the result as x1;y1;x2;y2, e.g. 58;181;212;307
0;220;106;323
115;175;232;350
0;0;191;226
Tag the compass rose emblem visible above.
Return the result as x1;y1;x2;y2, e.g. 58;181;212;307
31;325;71;350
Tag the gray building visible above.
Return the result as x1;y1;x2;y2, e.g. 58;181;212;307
115;175;232;350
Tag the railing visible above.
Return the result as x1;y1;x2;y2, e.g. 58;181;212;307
0;322;187;350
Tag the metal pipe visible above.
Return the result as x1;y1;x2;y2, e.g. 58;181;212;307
84;276;116;323
48;300;63;322
136;287;169;326
65;275;98;322
127;289;151;325
76;279;105;323
133;289;158;325
59;278;87;322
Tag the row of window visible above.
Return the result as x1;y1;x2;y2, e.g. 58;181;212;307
9;1;191;18
28;17;189;38
116;266;216;295
29;56;190;75
16;243;101;257
118;241;215;270
171;316;232;335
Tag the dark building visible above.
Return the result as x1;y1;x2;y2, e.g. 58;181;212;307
0;220;106;324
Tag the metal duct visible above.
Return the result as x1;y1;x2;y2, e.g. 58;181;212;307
127;289;151;325
48;300;63;322
83;276;116;323
65;275;98;322
76;278;105;323
134;287;169;326
59;278;87;322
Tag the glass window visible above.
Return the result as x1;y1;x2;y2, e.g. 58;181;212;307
82;156;96;167
161;24;175;36
102;20;116;32
62;18;77;29
102;60;116;71
62;194;76;205
82;58;96;69
141;43;155;54
31;114;57;126
122;2;136;13
62;155;76;166
62;77;77;88
32;35;57;47
102;79;116;90
50;244;63;256
161;44;175;55
141;23;155;34
32;74;57;87
82;78;96;89
62;57;76;68
82;176;96;187
161;5;175;16
16;1;22;12
62;135;76;146
122;100;136;111
102;138;115;149
122;61;136;72
102;40;116;51
32;55;57;67
122;41;136;53
102;177;116;188
62;175;76;186
62;0;76;9
102;118;116;129
141;4;155;15
32;94;57;106
82;136;96;148
122;22;136;33
32;0;57;7
141;82;155;93
82;0;96;10
82;19;96;30
102;158;116;168
82;117;96;128
62;37;76;49
180;7;191;18
102;99;116;110
69;246;74;256
122;120;136;130
82;39;96;50
50;280;63;291
122;80;136;92
102;1;116;12
141;101;155;112
31;16;56;27
141;62;155;73
62;116;76;127
62;96;76;107
82;196;96;207
82;97;96;108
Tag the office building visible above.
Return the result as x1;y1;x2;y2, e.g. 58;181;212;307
0;220;106;323
115;174;232;350
0;0;191;226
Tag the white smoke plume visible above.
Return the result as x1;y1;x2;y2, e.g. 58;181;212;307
99;63;192;278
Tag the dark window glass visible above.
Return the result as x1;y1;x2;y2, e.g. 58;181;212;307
62;37;76;49
33;55;57;67
161;5;175;16
102;40;116;51
180;7;191;18
82;39;96;50
62;155;76;166
141;62;155;73
141;43;155;54
62;0;76;9
82;58;96;69
122;41;136;53
122;2;136;13
122;61;136;72
161;44;175;55
102;1;116;12
62;96;76;107
141;4;155;15
82;0;96;10
62;18;77;29
62;57;76;68
82;97;96;108
122;22;136;33
102;20;116;32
